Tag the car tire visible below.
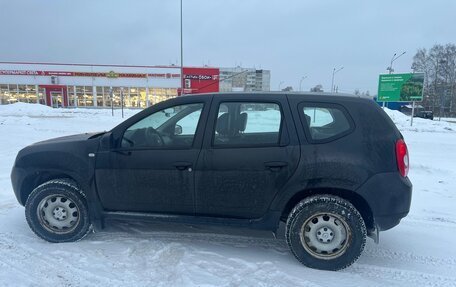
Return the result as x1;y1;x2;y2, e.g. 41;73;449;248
25;179;92;243
285;195;366;270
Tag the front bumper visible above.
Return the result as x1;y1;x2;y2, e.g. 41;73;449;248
11;165;27;205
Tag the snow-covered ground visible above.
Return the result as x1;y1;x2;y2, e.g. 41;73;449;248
0;103;455;287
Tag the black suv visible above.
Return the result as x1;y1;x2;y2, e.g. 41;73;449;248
11;92;412;270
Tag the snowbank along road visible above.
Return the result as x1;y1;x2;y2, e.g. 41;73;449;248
0;103;455;287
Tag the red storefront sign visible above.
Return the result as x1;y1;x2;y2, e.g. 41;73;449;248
179;67;220;95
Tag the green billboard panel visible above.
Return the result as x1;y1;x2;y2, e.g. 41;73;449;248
378;73;424;102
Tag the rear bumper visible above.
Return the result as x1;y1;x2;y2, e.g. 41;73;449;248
357;172;412;231
374;212;408;231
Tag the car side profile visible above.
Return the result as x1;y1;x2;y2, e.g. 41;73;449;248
11;92;412;270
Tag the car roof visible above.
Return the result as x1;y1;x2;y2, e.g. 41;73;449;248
181;91;373;102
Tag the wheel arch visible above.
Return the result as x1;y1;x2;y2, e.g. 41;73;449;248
19;171;80;205
280;188;374;232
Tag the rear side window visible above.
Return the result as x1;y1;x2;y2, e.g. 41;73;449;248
301;104;352;142
213;102;282;147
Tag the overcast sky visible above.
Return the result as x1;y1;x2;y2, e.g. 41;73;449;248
1;0;455;94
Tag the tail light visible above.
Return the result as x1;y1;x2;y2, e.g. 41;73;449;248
396;139;409;177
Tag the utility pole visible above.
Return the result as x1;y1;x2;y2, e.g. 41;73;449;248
109;86;113;116
120;87;124;118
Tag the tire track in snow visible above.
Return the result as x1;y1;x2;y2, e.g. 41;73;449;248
363;246;456;268
347;264;456;287
0;232;127;286
406;216;456;227
94;224;289;253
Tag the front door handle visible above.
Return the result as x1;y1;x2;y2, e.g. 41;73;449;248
173;161;192;171
264;161;288;171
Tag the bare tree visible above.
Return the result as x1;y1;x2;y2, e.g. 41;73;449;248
412;43;456;116
310;84;323;92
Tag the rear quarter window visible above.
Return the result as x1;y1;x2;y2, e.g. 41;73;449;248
300;103;353;143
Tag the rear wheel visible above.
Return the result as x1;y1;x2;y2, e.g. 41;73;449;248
285;195;366;270
25;179;92;243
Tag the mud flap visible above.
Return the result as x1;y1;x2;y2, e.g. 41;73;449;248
368;224;380;244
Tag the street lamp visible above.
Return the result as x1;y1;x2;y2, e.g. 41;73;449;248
331;67;344;93
387;51;406;74
299;76;308;92
180;0;184;95
278;81;284;91
383;51;406;108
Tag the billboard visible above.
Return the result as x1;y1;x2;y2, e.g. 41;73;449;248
180;67;220;95
378;73;425;102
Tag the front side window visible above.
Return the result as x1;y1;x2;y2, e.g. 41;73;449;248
213;102;282;146
122;103;203;148
302;105;351;141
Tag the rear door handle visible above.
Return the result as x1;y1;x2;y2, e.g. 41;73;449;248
264;161;288;171
173;161;192;171
113;150;131;156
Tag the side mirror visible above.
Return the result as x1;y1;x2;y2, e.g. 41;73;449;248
100;132;113;150
175;125;183;135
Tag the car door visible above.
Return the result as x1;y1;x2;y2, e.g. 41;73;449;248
95;96;211;214
194;94;300;219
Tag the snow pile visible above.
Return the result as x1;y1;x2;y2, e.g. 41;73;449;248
383;108;455;133
0;102;55;116
0;103;141;142
0;102;141;119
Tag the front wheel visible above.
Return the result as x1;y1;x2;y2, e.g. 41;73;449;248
25;179;92;243
285;195;366;270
